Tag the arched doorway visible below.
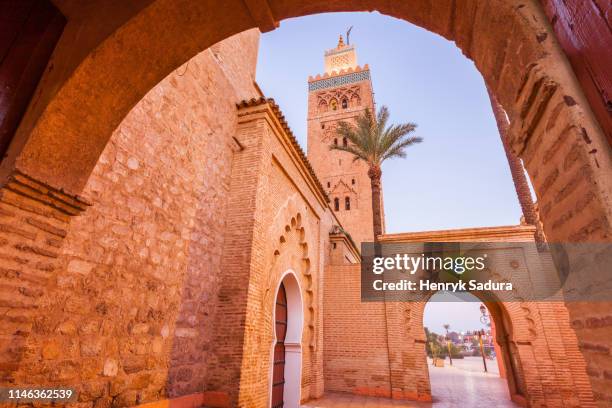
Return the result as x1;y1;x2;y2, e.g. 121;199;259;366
272;282;288;407
271;272;304;408
423;291;527;407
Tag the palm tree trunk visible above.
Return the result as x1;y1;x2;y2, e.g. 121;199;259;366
486;86;546;246
368;165;384;241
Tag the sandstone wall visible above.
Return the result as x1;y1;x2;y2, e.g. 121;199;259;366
205;100;333;407
323;263;391;396
4;29;261;406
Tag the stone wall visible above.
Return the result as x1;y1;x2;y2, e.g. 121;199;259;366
205;99;334;407
1;29;261;406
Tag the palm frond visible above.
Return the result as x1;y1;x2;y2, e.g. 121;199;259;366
382;136;423;161
332;105;423;168
329;143;369;162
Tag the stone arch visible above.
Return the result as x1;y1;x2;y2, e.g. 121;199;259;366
408;286;581;406
413;292;526;404
363;238;595;405
2;0;610;400
6;0;609;205
6;1;609;267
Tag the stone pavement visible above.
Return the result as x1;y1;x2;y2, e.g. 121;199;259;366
303;357;519;407
427;357;519;407
302;392;432;408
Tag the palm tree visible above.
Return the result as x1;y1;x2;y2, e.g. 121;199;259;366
485;86;546;247
443;324;453;365
331;106;422;240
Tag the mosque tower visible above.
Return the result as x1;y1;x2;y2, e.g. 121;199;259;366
307;34;384;246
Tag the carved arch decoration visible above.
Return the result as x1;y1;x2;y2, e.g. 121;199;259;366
265;208;316;352
275;212;315;350
321;122;338;143
318;99;328;113
316;86;361;113
327;179;358;211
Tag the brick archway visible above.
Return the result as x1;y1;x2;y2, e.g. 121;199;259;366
1;0;611;404
361;264;594;407
419;293;558;406
4;1;610;203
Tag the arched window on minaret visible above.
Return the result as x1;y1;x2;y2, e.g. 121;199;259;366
350;94;360;107
342;137;348;147
341;98;348;109
345;197;351;210
330;99;338;111
318;99;328;113
334;138;338;146
334;197;340;211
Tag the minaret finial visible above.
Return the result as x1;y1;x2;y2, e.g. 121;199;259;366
337;34;345;48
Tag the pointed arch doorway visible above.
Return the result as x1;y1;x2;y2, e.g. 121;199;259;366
271;272;304;408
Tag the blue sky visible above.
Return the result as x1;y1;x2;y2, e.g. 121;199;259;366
255;12;526;331
256;11;526;236
423;292;491;334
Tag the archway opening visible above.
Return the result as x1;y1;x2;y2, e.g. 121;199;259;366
423;291;526;407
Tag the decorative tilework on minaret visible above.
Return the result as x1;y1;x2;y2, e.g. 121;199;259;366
307;35;382;246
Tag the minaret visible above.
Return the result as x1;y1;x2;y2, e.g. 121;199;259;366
307;35;381;246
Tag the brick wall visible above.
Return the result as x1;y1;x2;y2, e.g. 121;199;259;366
0;173;88;384
323;263;391;396
205;100;333;407
0;29;261;406
324;229;596;406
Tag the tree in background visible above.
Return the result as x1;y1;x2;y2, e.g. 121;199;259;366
332;106;422;240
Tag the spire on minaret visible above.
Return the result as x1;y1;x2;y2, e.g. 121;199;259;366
324;34;358;74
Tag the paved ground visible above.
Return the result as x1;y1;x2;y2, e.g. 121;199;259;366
427;357;518;407
303;357;519;408
440;355;500;375
302;392;431;407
